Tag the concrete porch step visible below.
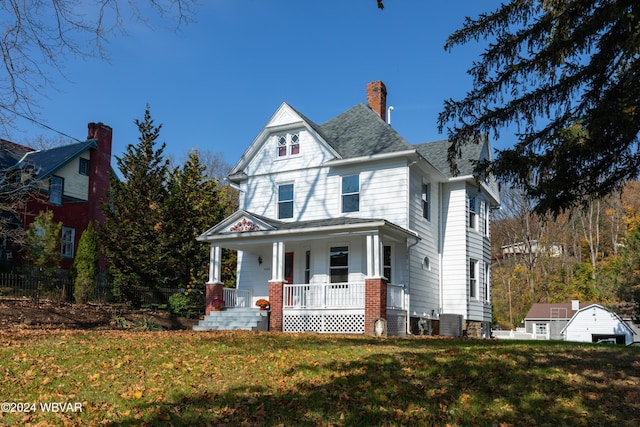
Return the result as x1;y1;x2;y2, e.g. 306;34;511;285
193;307;269;331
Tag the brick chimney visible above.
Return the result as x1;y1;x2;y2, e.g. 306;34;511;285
366;81;387;122
87;122;112;228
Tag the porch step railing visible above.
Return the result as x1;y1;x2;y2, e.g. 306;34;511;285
284;282;365;309
223;288;252;308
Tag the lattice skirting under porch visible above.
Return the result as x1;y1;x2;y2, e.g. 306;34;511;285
283;309;365;334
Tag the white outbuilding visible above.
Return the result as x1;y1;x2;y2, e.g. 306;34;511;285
561;304;635;345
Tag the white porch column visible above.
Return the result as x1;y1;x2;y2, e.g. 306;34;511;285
271;241;285;282
366;233;383;278
208;244;222;284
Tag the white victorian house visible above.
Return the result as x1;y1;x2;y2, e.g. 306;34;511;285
195;81;500;337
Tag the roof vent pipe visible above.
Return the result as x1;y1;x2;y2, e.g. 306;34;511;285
387;106;394;125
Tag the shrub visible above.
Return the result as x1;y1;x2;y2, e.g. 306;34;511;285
168;291;203;318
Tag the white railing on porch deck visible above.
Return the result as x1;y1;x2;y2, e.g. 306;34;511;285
282;282;407;310
284;282;365;309
223;288;252;308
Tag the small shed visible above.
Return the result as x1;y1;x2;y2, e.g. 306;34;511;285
561;304;635;345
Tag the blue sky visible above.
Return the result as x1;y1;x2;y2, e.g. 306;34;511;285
7;0;509;169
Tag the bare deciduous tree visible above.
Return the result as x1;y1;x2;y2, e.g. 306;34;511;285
0;0;197;132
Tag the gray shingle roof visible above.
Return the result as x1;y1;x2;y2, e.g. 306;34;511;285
414;138;485;178
318;103;412;158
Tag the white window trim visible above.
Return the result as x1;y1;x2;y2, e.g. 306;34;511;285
469;258;479;299
328;243;350;284
422;182;431;221
275;132;301;159
277;182;294;219
50;176;64;206
61;226;75;259
341;174;360;213
468;194;477;230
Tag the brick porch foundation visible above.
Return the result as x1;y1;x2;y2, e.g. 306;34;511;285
364;277;387;336
268;281;284;332
205;282;224;315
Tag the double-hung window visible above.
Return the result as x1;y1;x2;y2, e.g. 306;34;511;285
469;259;478;299
422;183;430;221
468;195;477;229
341;175;359;213
61;227;75;258
278;183;294;219
50;176;63;206
383;245;392;281
484;263;490;302
329;246;349;283
79;158;90;176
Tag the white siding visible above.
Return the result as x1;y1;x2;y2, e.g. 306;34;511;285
440;183;468;316
241;158;410;225
406;168;440;316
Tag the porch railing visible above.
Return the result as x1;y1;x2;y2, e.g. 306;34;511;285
284;282;365;309
387;284;406;310
223;288;252;308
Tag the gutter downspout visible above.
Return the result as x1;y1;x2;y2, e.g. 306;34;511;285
406;234;420;334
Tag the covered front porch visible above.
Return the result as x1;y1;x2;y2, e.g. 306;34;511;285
196;211;417;336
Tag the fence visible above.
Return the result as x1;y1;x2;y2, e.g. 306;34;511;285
0;273;180;307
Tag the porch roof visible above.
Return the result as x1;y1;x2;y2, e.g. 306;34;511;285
197;210;419;248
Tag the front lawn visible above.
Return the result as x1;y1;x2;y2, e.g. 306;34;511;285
1;330;638;426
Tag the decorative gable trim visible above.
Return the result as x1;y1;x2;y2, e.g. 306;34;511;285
229;217;261;233
197;210;276;240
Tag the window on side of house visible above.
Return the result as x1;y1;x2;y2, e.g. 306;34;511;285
61;227;75;258
484;262;490;302
469;259;478;299
535;323;548;336
383;245;392;281
50;176;63;205
341;174;359;213
278;183;294;219
329;246;348;283
468;194;477;230
79;158;90;176
422;183;430;221
484;200;490;236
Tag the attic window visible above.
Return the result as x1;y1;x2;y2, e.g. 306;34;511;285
276;132;300;158
79;158;90;176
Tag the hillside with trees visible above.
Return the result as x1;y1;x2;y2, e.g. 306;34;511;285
491;181;640;329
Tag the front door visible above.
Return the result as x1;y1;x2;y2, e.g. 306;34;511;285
285;252;294;284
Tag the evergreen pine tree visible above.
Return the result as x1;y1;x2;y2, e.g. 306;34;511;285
99;105;169;307
72;221;99;304
163;150;226;289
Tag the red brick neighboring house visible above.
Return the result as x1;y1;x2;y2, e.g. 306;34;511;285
0;123;112;271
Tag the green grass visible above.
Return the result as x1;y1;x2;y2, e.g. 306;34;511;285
1;330;639;426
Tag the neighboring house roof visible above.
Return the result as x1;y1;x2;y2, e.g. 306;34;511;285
0;139;34;170
525;302;588;320
560;304;636;336
18;140;96;179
